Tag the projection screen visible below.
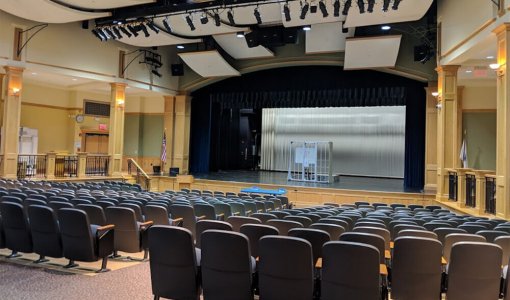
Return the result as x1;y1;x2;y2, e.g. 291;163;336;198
261;106;406;178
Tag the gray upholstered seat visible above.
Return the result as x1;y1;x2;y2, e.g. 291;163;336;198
321;241;381;300
267;219;304;236
76;204;107;226
340;232;386;263
284;215;313;228
250;213;278;224
443;233;486;262
148;226;200;300
169;204;199;239
201;230;253;300
475;230;509;243
193;203;217;220
446;242;502;300
144;205;172;225
398;229;438;240
28;205;63;263
288;228;330;265
258;236;313;300
195;220;232;248
353;226;391;251
309;223;345;240
239;223;279;258
227;216;261;232
433;227;467;244
0;202;33;258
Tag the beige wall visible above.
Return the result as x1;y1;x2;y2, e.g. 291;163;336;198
23;82;71;107
462;85;497;110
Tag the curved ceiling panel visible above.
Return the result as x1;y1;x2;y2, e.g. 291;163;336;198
179;50;240;77
282;1;345;27
57;0;155;10
0;0;110;23
344;35;402;70
156;13;249;37
213;33;274;59
118;30;201;47
343;0;433;28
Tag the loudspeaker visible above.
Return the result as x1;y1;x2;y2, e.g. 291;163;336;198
171;64;184;76
414;44;432;63
169;167;179;176
244;31;260;48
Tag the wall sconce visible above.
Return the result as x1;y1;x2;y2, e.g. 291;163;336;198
10;87;20;96
116;98;125;107
431;91;439;97
489;63;500;70
435;102;442;110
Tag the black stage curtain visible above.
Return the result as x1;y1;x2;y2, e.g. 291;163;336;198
190;66;426;191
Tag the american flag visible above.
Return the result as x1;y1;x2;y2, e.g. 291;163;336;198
161;131;167;165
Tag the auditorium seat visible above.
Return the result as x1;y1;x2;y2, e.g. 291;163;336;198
284;216;313;228
267;219;303;236
1;195;23;205
258;236;313;300
76;204;107;226
318;218;350;229
27;205;63;263
309;223;345;240
354;221;386;229
148;226;200;300
240;224;279;258
446;242;502;300
193;203;217;220
144;205;173;225
458;224;488;234
58;208;114;272
391;224;426;240
321;241;382;300
269;210;290;219
213;203;233;220
48;201;74;214
424;221;453;231
27;194;48;202
433;227;467;244
119;203;144;222
0;202;33;258
96;200;116;209
169;204;199;239
288;228;330;266
230;202;247;216
476;230;510;243
0;215;5;249
353;227;391;251
397;229;438;239
443;233;486;262
391;237;442;300
250;213;278;224
408;204;424;211
195;220;232;248
23;199;48;213
495;236;510;270
227;216;262;232
296;213;320;223
105;206;153;260
201;230;254;300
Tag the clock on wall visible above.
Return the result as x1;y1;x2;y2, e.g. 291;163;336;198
75;114;84;123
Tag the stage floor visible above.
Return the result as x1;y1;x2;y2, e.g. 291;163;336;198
192;170;417;193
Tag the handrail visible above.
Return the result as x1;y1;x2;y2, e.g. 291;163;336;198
127;158;151;191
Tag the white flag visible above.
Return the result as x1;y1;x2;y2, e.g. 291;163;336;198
459;139;468;168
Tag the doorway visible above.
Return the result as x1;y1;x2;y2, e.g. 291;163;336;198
83;133;109;154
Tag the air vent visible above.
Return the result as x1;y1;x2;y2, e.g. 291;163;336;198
84;100;110;117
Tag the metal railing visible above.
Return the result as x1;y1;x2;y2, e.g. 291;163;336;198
448;171;458;201
55;155;78;177
17;155;47;179
127;158;151;191
465;173;476;207
86;155;110;176
485;176;496;214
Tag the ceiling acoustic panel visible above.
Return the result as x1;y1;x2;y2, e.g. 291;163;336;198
343;35;402;70
282;1;345;27
0;0;110;23
213;33;274;60
343;0;433;28
305;22;354;54
119;30;200;47
57;0;155;9
179;50;240;77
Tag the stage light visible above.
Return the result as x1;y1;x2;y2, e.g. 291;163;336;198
382;0;390;11
200;14;209;25
176;45;184;49
140;24;150;37
120;26;132;37
333;0;340;16
357;0;365;13
112;27;123;39
342;0;351;15
381;25;391;30
236;31;245;38
214;12;221;26
127;24;139;37
283;3;291;22
300;1;309;19
303;25;311;31
319;0;328;17
186;15;196;31
254;7;262;24
147;20;159;34
91;29;106;41
104;28;117;39
227;9;235;25
342;21;348;33
392;0;402;10
162;17;172;32
152;69;162;77
367;0;375;12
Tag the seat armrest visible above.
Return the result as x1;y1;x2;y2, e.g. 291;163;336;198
96;225;115;258
246;210;252;215
233;212;240;216
97;224;115;232
172;217;184;226
139;221;154;229
216;213;224;221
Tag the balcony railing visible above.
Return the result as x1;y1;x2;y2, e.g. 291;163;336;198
465;173;476;207
485;176;496;215
17;155;47;179
86;155;110;176
448;171;458;201
55;155;78;178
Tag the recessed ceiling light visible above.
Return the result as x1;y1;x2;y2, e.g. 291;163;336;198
303;25;311;31
31;72;37;75
489;63;500;70
72;78;78;81
486;55;494;59
126;86;131;89
176;45;184;49
381;25;391;31
465;70;472;73
236;31;245;38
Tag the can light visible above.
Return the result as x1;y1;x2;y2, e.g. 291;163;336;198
489;63;500;70
431;91;439;97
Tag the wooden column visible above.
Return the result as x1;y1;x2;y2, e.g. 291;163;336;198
45;152;56;179
457;168;472;208
0;66;23;179
494;23;510;218
436;65;461;202
77;152;88;178
475;170;495;215
163;96;175;173
108;83;126;176
167;94;191;175
424;84;438;193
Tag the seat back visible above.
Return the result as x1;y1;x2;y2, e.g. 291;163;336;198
28;205;63;258
119;203;144;222
195;220;232;248
391;237;442;300
76;204;107;226
288;228;330;264
0;202;33;253
213;203;233;219
309;223;345;240
250;213;278;224
495;235;510;266
58;208;96;261
201;230;253;300
105;207;141;253
226;216;261;232
458;224;488;234
239;224;279;258
340;232;385;263
475;230;509;243
169;204;198;239
433;227;467;244
284;216;312;228
446;242;502;300
148;226;199;300
267;219;304;236
229;202;246;216
443;233;486;261
398;229;438;240
353;226;391;250
193;203;216;220
321;241;380;300
144;205;171;225
258;236;313;300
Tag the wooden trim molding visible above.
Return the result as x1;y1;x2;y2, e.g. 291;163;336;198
440;18;497;60
26;61;116;78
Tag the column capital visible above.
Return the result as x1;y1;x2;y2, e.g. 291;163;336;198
492;23;510;35
3;66;24;74
436;65;461;75
110;82;127;89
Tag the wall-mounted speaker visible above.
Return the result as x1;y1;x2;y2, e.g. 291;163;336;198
171;64;184;76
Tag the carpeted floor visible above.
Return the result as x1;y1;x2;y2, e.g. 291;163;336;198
0;259;153;300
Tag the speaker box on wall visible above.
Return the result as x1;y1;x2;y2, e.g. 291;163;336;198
171;64;184;76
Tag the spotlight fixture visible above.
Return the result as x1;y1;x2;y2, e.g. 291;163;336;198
382;0;390;11
139;24;150;37
200;13;209;25
300;1;309;19
254;7;262;24
186;14;196;31
319;0;328;17
303;25;311;31
104;28;117;40
333;0;340;16
341;21;348;33
127;24;139;37
91;29;106;41
151;69;162;77
367;0;375;12
147;20;159;34
227;9;235;25
120;27;132;38
214;12;221;26
342;0;351;15
283;3;291;22
162;17;172;32
357;0;365;13
112;27;123;39
236;31;245;38
392;0;402;10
